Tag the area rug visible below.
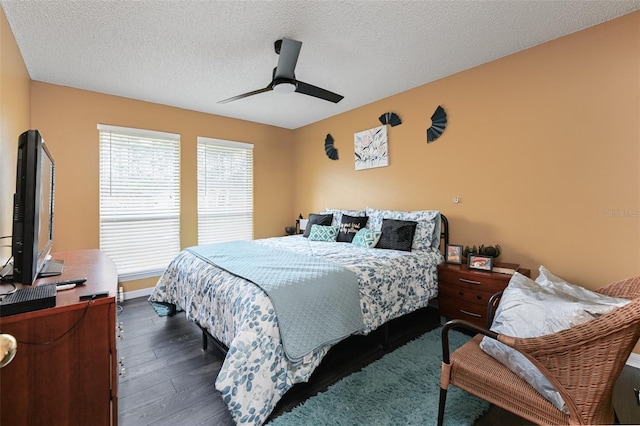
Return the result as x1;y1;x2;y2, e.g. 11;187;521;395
268;328;489;426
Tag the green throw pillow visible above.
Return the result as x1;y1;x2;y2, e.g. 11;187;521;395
308;224;339;242
351;228;382;248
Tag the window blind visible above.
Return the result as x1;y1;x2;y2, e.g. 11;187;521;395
197;137;253;245
98;124;181;281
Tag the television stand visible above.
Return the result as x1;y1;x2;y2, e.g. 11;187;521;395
37;258;64;277
0;249;118;425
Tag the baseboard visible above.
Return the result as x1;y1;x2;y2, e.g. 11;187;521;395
122;286;154;301
627;352;640;369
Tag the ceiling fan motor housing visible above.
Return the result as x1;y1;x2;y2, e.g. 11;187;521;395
273;77;297;93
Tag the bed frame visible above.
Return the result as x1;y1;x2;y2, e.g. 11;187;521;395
193;213;450;355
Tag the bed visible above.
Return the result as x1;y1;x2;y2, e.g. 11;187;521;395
149;208;448;425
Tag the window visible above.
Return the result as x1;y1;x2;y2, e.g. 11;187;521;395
197;137;253;244
98;124;180;281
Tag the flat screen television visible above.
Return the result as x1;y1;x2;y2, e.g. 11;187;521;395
11;130;56;285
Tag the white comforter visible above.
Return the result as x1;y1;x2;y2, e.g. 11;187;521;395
150;235;443;425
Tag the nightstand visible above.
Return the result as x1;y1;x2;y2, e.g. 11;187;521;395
437;263;531;327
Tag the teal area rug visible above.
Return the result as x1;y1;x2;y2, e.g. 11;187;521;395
268;328;489;426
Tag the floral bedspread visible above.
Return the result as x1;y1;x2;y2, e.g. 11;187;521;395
149;235;443;425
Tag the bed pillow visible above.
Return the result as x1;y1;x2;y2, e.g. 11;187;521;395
337;214;369;243
376;219;417;252
479;268;630;413
351;228;382;248
325;208;366;227
431;213;442;250
308;224;339;242
366;208;439;251
303;213;333;238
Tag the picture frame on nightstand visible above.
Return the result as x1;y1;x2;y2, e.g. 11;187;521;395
468;254;493;271
445;244;463;264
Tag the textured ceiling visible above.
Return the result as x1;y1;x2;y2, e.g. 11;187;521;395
2;0;639;129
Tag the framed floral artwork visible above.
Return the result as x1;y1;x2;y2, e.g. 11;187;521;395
354;125;388;170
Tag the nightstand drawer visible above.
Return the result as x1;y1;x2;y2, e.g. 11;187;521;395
439;298;489;326
438;283;495;307
438;267;509;294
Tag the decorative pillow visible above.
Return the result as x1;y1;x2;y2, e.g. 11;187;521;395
308;224;339;242
376;219;418;252
480;268;630;413
303;213;333;238
325;208;366;228
535;265;619;303
337;214;369;243
351;228;382;249
365;208;439;251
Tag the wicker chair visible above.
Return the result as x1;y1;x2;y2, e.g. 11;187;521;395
438;275;640;426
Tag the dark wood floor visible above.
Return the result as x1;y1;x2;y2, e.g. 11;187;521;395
117;297;529;425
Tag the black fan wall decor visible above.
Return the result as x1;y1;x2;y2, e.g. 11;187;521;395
324;134;338;160
218;38;344;104
427;105;447;143
378;112;402;127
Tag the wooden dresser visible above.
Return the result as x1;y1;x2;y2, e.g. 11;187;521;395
437;263;530;327
0;250;119;426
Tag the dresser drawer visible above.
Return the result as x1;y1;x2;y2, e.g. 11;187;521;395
439;298;489;327
438;267;509;294
438;283;496;308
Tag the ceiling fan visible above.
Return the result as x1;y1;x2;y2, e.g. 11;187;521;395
218;38;344;104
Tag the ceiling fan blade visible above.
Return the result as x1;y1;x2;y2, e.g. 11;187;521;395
274;38;302;80
218;86;273;104
296;81;344;103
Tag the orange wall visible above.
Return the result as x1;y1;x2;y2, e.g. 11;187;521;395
292;12;640;290
29;83;295;291
0;7;31;264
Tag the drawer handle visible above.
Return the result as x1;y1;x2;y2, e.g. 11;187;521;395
459;309;482;318
459;278;482;285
